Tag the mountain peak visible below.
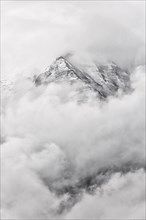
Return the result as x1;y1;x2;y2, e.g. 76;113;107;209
34;55;131;99
34;55;80;86
56;56;66;61
44;56;72;73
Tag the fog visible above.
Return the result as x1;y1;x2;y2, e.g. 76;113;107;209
1;1;145;79
1;65;145;219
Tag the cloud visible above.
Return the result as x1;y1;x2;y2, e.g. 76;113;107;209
1;1;145;79
1;65;145;219
65;169;145;220
1;1;145;218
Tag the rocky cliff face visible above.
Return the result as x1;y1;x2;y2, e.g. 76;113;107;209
34;56;131;99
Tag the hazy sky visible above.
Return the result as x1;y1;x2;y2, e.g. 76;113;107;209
1;1;145;79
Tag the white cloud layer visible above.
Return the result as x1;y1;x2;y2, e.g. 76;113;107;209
1;65;145;219
65;169;145;220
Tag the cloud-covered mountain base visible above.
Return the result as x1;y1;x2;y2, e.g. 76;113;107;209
1;65;145;219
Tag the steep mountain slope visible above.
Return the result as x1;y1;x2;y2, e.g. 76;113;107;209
34;56;130;99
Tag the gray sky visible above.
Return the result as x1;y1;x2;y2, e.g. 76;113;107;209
1;1;145;79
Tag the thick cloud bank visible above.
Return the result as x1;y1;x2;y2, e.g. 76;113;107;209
1;1;145;79
65;169;145;220
1;65;145;219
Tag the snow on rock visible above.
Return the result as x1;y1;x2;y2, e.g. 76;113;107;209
34;56;131;100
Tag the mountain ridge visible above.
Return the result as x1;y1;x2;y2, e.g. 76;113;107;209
34;56;131;99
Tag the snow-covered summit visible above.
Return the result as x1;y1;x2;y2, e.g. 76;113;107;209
34;56;131;99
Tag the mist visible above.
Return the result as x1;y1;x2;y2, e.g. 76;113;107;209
1;1;145;79
1;64;145;219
